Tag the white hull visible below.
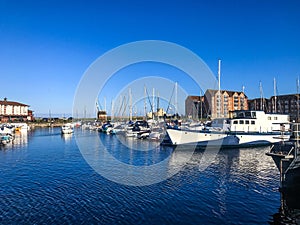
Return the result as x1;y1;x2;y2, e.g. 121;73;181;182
62;129;73;134
61;123;74;134
166;129;290;148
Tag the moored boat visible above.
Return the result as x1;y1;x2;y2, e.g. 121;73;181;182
266;123;300;188
61;123;74;134
166;110;290;148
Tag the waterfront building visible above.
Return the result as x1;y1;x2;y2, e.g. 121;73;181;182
0;98;33;122
186;89;248;119
147;108;166;119
247;98;270;112
185;96;207;120
249;94;300;121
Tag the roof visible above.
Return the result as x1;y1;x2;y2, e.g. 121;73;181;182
186;96;201;101
0;100;29;107
205;89;248;98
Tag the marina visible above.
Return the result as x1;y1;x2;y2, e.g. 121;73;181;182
0;126;299;224
1;1;300;224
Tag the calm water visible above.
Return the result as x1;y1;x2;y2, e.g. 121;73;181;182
0;127;297;224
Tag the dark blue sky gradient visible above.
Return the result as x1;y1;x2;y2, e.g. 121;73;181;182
1;0;300;115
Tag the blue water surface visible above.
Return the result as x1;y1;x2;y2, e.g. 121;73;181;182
0;127;282;224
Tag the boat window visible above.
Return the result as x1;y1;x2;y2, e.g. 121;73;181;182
245;120;249;124
251;121;255;125
238;112;244;118
274;117;278;120
233;120;238;124
267;116;271;120
239;120;244;124
252;112;256;118
245;112;251;117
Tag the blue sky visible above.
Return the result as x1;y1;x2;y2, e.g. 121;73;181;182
0;0;300;117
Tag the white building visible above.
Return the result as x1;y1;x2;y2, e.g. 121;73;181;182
0;98;33;122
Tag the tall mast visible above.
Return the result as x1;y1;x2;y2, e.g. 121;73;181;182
157;91;160;112
144;85;147;118
259;81;264;111
200;89;203;120
152;87;155;119
111;100;114;121
297;77;299;122
175;82;178;117
217;59;221;118
129;88;132;121
274;77;277;113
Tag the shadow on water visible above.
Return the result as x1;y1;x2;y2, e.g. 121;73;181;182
270;183;300;224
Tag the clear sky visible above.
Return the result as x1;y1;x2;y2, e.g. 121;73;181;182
1;0;300;117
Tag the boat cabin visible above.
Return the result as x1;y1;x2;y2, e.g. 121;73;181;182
229;110;290;133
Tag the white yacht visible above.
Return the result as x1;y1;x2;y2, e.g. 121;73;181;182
61;123;74;134
166;110;291;148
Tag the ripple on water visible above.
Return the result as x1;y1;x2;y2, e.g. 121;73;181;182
0;128;284;224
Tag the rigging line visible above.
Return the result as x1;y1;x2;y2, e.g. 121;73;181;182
145;87;153;114
166;84;176;114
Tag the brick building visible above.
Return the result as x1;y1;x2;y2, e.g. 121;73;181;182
185;89;248;119
248;94;300;121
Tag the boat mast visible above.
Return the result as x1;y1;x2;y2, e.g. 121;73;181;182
274;78;277;113
297;77;299;122
129;88;132;121
157;91;160;112
144;85;147;119
152;87;155;119
111;100;114;121
175;82;178;118
217;59;221;118
200;89;203;120
259;81;264;111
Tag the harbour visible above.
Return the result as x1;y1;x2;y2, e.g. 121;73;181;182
1;127;299;224
1;1;300;224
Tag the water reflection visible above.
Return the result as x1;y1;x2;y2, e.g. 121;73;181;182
0;130;29;149
61;133;73;142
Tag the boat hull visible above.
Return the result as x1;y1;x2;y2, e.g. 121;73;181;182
166;129;290;148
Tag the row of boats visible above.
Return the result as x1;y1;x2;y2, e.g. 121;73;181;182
92;109;291;148
78;109;299;188
0;123;30;145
